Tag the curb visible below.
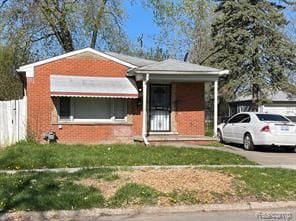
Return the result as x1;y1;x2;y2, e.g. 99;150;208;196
1;201;296;220
1;164;296;174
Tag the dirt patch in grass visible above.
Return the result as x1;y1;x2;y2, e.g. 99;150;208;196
77;178;123;198
118;169;233;194
76;168;234;200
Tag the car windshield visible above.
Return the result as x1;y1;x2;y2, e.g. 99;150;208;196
256;114;289;122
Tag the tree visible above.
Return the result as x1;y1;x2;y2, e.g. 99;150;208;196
0;0;130;57
210;0;296;105
145;0;216;63
0;46;24;100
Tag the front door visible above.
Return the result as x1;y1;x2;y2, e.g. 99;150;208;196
149;84;171;132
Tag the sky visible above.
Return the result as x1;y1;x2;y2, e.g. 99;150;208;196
123;1;160;50
123;0;296;51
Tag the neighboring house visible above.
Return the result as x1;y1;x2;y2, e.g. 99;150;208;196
227;91;296;122
17;48;228;144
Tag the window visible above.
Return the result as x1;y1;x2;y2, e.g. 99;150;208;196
228;114;245;123
241;115;251;123
56;97;128;122
74;98;112;120
59;97;71;120
114;99;127;120
256;114;289;122
228;114;250;124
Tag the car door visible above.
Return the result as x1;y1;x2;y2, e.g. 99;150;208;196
231;114;250;144
222;114;244;142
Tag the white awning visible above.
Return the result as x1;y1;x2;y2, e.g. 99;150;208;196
50;75;138;98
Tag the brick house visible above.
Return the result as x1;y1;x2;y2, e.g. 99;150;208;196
17;48;228;144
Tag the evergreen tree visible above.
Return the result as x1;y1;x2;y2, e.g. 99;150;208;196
211;0;296;105
0;46;24;100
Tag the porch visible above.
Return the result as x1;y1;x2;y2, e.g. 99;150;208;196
128;59;229;145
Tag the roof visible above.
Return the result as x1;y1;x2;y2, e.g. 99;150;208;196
50;75;138;98
18;48;229;79
232;91;296;103
104;52;156;67
133;59;224;74
17;48;137;77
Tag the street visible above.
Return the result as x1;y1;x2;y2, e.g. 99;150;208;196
56;208;296;221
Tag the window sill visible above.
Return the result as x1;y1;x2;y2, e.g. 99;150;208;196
53;121;132;125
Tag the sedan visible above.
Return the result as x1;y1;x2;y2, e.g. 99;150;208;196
217;112;296;151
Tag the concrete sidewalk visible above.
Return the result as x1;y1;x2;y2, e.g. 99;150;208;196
1;201;296;221
1;164;296;174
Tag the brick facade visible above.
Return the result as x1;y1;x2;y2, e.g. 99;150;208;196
175;83;205;135
26;53;205;144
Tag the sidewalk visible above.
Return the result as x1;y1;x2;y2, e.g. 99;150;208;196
1;164;296;174
1;201;296;221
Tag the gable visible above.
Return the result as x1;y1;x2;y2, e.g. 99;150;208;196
17;48;136;78
67;51;108;60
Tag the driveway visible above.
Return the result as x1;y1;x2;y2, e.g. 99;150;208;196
223;144;296;165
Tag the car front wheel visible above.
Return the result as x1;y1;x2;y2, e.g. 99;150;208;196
217;130;224;144
243;134;255;151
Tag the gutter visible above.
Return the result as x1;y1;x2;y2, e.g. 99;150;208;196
142;73;150;145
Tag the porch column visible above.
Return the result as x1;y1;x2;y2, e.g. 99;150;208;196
142;74;149;144
213;80;218;137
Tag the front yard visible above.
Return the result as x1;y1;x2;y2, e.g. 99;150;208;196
0;167;295;212
1;142;295;213
0;141;254;169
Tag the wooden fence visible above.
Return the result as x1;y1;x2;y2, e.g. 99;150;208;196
0;97;27;147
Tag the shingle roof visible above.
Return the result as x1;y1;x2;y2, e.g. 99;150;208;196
104;52;156;67
134;59;222;73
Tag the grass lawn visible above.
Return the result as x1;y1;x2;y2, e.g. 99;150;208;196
0;167;295;212
0;141;254;169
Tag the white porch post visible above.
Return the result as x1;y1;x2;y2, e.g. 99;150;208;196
213;80;218;137
142;74;149;145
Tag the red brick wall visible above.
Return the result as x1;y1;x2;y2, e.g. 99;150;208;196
26;54;204;144
27;55;141;144
175;82;205;135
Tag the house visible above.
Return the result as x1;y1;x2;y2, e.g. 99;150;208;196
17;48;229;144
227;91;296;122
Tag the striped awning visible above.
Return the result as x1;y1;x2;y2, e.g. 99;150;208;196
50;75;138;98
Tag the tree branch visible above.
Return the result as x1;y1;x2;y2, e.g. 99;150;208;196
199;47;223;65
30;33;56;42
0;0;8;9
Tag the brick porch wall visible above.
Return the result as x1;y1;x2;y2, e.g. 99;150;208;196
175;82;205;135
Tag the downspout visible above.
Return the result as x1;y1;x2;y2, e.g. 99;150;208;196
142;73;150;145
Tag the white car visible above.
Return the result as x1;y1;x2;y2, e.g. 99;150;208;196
217;112;296;151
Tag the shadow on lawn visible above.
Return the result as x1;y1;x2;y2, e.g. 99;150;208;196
0;172;104;214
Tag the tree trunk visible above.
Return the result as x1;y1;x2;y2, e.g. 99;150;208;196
90;0;108;49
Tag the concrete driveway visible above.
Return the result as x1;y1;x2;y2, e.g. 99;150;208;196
223;144;296;165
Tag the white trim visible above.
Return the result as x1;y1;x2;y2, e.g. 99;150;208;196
142;74;150;145
17;48;137;78
51;94;138;99
213;80;218;137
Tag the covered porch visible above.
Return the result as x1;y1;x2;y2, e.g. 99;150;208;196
129;59;229;145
